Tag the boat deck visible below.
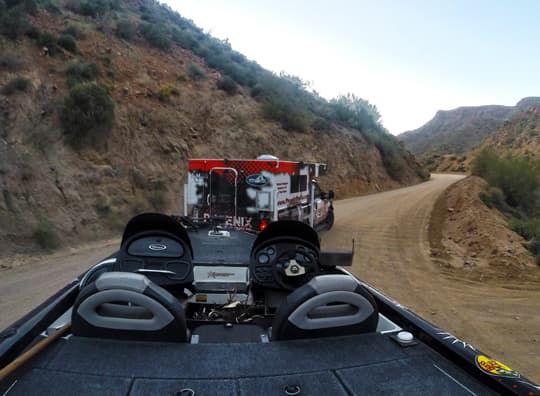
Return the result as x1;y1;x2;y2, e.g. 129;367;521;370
6;331;495;395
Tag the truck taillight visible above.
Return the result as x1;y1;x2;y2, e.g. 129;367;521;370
260;219;268;231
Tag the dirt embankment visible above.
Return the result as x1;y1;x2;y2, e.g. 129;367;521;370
429;176;538;281
323;174;540;379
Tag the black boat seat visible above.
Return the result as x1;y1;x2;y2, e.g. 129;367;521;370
271;275;378;340
72;272;188;342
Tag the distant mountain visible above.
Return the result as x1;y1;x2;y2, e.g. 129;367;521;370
480;105;540;158
398;97;540;170
415;104;540;173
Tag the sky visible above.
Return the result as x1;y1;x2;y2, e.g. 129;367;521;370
168;1;540;135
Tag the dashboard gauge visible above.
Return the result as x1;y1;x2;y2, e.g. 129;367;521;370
266;247;275;255
258;253;270;264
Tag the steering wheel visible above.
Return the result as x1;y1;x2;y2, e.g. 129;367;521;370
252;237;320;290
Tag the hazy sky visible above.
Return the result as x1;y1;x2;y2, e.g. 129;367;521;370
168;1;540;134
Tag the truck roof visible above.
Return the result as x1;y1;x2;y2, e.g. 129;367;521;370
188;158;326;175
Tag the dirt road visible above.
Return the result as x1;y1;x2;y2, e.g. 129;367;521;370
1;173;539;378
0;240;118;329
322;173;540;379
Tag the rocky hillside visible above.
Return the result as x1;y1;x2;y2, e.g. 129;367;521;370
481;105;540;157
428;105;540;173
398;97;540;170
0;0;425;257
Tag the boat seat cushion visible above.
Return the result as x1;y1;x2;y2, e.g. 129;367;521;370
271;275;378;340
72;272;188;342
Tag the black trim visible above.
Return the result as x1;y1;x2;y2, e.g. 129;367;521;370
0;281;79;369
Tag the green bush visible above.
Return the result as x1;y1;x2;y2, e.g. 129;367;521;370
157;83;179;101
37;31;58;55
217;75;238;95
33;217;60;250
0;53;22;70
24;24;41;39
57;34;78;53
187;63;205;81
149;179;167;210
472;149;540;216
139;23;171;50
0;8;27;40
510;218;540;241
171;27;198;49
62;24;85;39
115;20;135;41
479;187;511;212
65;60;100;87
1;76;32;95
61;82;115;147
79;0;109;17
262;96;308;132
311;117;331;131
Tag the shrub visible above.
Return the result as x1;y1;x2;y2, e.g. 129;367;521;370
149;179;167;210
311;117;331;131
1;76;31;95
62;24;85;39
262;96;308;132
57;34;78;53
65;60;100;87
217;75;237;95
171;27;198;49
529;238;540;256
0;8;27;40
79;0;109;17
472;149;540;216
479;187;510;212
115;20;135;41
24;24;41;39
139;23;171;50
33;217;60;250
510;218;540;241
22;0;37;14
61;82;115;147
37;31;58;55
0;53;22;70
157;83;179;101
42;0;61;15
187;63;205;81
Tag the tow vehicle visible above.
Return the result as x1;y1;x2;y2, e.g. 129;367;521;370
184;155;335;232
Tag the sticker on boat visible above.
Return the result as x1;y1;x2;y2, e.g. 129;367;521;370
476;355;520;378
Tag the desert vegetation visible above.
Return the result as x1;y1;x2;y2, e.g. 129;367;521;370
0;0;415;180
60;82;115;148
472;149;540;263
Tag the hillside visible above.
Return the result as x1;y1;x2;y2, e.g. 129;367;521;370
428;105;540;173
0;0;425;257
398;97;540;171
481;105;540;157
429;176;537;275
399;105;514;155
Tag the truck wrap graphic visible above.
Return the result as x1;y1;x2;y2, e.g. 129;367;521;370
184;157;333;232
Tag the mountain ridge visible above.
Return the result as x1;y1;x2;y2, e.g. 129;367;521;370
398;97;540;169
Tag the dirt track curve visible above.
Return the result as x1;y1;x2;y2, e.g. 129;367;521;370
1;173;538;379
321;173;540;379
